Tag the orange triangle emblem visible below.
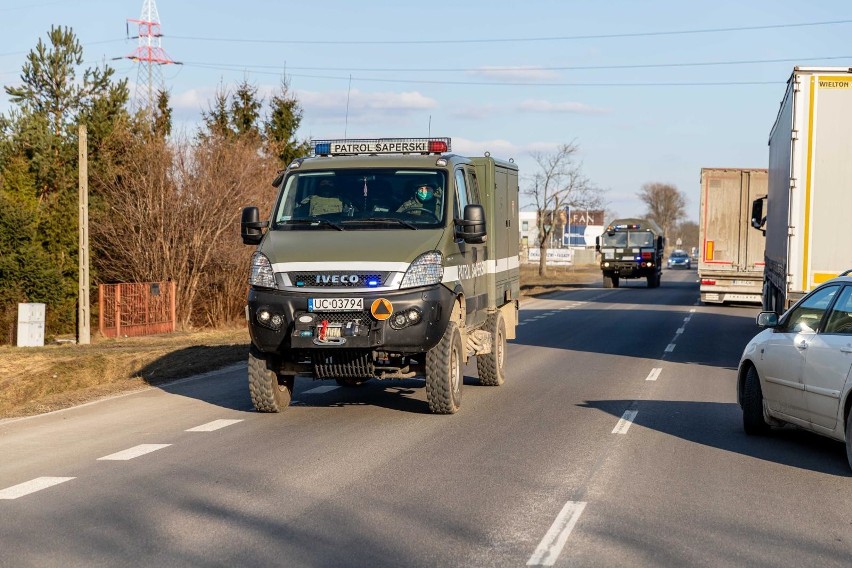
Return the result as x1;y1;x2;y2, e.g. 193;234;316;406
371;298;393;320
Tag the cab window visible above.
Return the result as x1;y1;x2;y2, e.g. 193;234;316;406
454;169;469;219
466;169;481;204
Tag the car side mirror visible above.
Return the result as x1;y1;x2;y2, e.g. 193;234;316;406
751;196;767;236
455;204;487;244
657;236;664;249
595;236;600;252
756;311;778;328
241;206;267;245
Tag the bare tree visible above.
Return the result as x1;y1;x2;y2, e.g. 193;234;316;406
524;143;605;276
637;182;687;242
92;132;276;327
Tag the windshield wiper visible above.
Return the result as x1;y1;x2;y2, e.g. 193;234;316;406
341;217;417;230
285;217;344;231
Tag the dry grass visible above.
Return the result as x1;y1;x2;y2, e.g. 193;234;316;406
0;264;600;419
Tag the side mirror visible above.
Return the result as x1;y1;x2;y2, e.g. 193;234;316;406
756;311;778;328
455;204;487;244
595;236;600;252
657;236;664;249
271;169;285;188
241;206;267;245
751;196;767;235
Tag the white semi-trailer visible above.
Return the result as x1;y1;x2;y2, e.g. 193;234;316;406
754;67;852;313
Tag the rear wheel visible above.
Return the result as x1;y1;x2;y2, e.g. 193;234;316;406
248;345;293;412
477;312;506;386
742;366;769;435
426;322;463;414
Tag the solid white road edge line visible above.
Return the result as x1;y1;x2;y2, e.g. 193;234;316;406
186;419;244;432
526;500;587;566
302;385;340;395
645;368;662;381
612;410;638;434
0;477;75;500
97;444;172;461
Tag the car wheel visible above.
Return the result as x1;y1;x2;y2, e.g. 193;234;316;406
845;411;852;472
742;365;769;435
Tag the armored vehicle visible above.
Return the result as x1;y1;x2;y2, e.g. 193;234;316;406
595;218;665;288
241;138;519;414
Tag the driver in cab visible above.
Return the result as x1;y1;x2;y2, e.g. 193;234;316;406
396;182;442;218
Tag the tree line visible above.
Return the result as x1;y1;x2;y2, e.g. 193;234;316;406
0;27;308;343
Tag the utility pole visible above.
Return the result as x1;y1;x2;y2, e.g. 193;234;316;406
78;124;91;345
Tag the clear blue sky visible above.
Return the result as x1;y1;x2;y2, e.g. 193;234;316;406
2;0;852;221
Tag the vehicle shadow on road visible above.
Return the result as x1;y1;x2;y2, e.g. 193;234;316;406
579;398;851;476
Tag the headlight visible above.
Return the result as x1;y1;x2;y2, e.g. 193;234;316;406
400;251;443;289
249;252;276;289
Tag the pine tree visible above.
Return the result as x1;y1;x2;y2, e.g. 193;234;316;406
264;78;310;166
231;79;262;140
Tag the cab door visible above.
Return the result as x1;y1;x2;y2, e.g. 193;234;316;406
453;167;486;327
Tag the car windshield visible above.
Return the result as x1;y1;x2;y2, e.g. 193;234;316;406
600;232;627;247
271;169;447;229
627;231;654;247
671;251;688;258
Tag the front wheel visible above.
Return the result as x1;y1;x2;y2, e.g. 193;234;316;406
603;274;614;288
742;366;769;435
477;312;506;386
845;412;852;472
248;345;293;412
426;321;463;414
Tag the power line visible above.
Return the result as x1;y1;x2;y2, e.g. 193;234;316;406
167;18;852;45
179;54;852;74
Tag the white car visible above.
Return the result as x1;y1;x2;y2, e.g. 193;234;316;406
738;276;852;470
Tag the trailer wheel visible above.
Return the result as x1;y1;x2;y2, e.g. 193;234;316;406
248;345;293;412
425;321;463;414
477;312;506;386
742;365;769;435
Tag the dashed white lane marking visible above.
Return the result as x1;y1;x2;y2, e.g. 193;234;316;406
526;500;587;566
689;308;696;313
302;385;340;395
518;322;527;326
683;316;691;322
97;444;171;461
0;477;75;500
645;368;662;381
676;327;685;334
612;410;639;434
532;315;548;320
186;419;243;432
665;343;676;353
545;311;558;315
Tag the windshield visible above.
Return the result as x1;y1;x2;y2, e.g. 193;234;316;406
671;251;688;258
601;231;655;247
271;169;448;229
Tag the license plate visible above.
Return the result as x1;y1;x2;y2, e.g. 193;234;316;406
308;297;363;312
733;280;754;286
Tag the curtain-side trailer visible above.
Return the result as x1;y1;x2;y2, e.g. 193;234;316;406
756;67;852;313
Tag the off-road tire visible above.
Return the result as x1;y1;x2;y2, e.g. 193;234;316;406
603;274;614;288
845;411;852;472
426;321;463;414
612;275;620;288
248;345;293;412
742;365;769;435
477;312;506;386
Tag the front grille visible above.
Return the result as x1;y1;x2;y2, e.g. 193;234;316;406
290;272;388;288
312;350;375;379
311;311;371;324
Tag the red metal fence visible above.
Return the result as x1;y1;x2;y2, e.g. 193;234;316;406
99;281;176;338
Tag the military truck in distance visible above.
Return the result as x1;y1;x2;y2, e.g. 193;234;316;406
240;138;520;414
595;218;665;288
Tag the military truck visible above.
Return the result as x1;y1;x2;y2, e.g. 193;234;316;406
240;137;519;414
595;218;665;288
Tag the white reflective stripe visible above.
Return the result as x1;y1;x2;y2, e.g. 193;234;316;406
443;266;459;283
271;261;410;273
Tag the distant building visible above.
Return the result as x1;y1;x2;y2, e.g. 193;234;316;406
519;208;605;249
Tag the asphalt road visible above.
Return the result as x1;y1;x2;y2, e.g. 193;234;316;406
2;268;850;567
